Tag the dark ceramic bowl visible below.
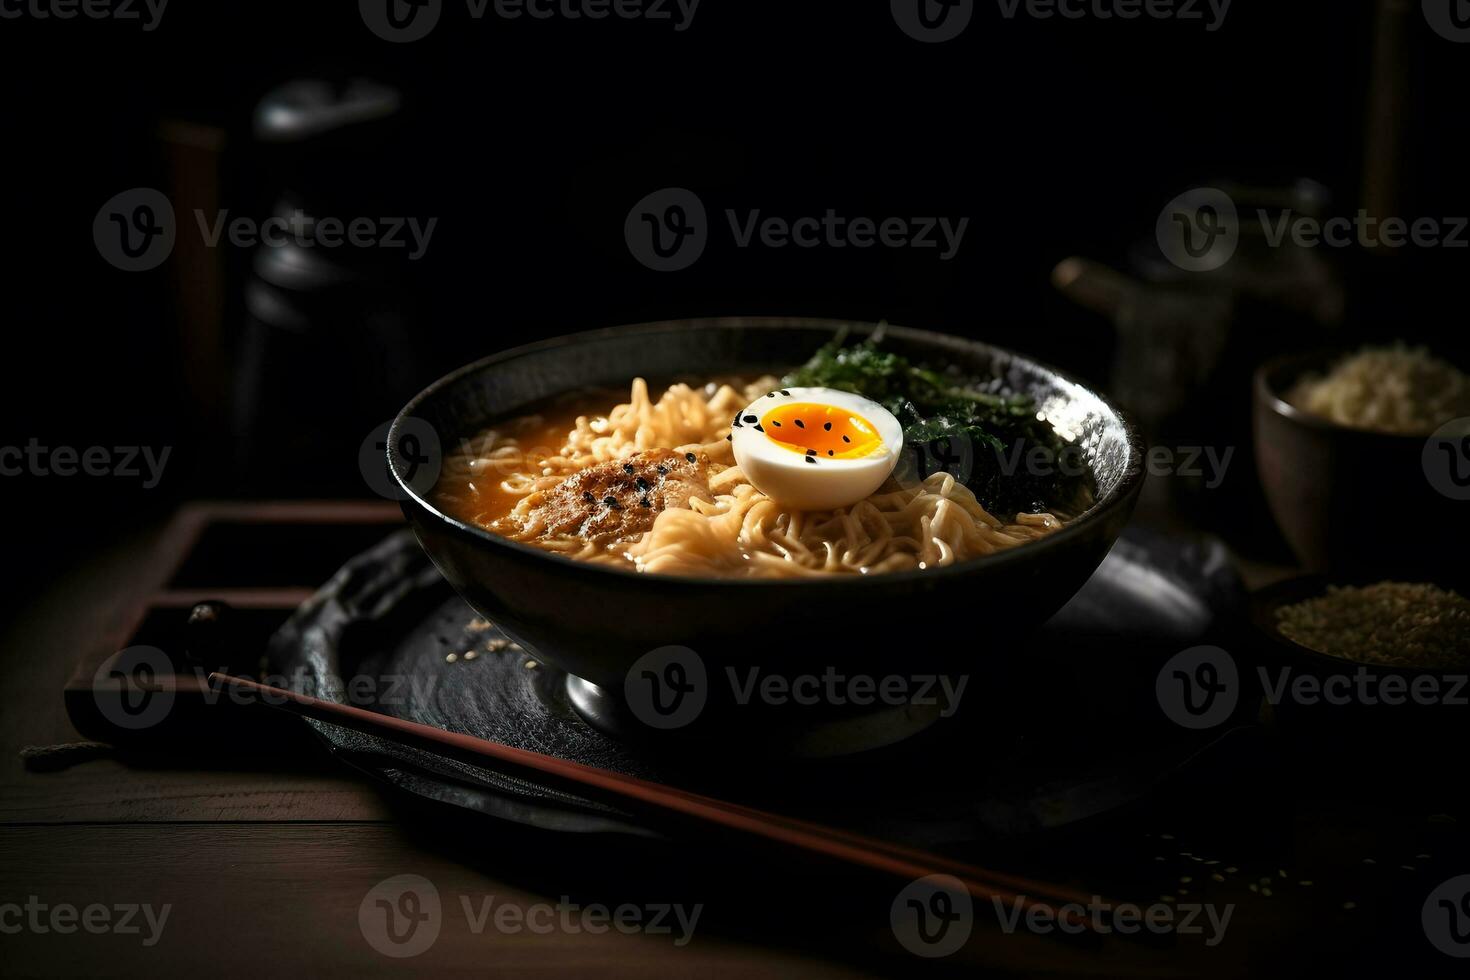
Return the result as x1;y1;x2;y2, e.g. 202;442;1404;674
389;318;1145;698
1246;572;1468;741
1253;350;1466;577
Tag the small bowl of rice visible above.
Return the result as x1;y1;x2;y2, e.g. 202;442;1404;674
1253;344;1470;576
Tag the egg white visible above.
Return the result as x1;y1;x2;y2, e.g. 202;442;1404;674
730;386;903;511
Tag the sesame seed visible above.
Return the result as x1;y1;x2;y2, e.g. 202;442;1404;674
772;420;782;427
1248;884;1258;893
824;421;832;430
827;450;834;456
640;497;651;508
1261;887;1273;898
445;653;458;664
622;463;635;474
603;496;619;508
1225;867;1238;874
1342;902;1357;911
842;435;850;442
635;476;649;489
582;491;594;502
780;389;790;396
806;449;816;455
1160;834;1175;840
685;452;696;463
463;650;478;661
656;465;668;475
794;419;805;428
1300;881;1313;886
1180;877;1192;884
1211;873;1225;882
804;457;815;464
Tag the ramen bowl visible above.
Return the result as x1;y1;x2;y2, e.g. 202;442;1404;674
390;318;1145;741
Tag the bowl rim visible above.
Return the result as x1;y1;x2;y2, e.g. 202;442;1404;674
1253;348;1443;442
389;316;1147;589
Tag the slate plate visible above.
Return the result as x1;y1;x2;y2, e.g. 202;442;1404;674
270;528;1248;846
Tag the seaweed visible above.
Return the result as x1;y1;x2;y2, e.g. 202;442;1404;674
783;335;1078;516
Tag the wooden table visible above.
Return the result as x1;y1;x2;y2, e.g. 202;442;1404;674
0;507;893;977
2;504;1461;977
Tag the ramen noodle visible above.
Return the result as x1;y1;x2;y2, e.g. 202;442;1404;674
433;377;1075;578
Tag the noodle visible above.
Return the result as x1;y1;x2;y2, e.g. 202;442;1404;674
434;378;1068;578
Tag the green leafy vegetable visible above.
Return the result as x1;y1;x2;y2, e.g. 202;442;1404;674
784;335;1080;516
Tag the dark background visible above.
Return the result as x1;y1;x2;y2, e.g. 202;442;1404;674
1;0;1466;602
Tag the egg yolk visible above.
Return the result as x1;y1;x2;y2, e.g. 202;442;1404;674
760;402;883;459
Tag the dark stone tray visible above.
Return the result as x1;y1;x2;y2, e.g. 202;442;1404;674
270;527;1248;846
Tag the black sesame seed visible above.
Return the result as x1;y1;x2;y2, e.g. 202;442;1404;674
635;476;649;490
842;435;851;443
804;456;816;464
780;389;791;396
685;452;697;463
823;421;832;431
603;496;619;508
772;420;781;427
582;491;594;502
743;415;757;423
640;497;652;508
806;448;816;456
794;419;805;429
622;463;635;474
827;450;834;456
656;465;668;475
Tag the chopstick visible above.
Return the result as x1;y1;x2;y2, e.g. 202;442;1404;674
212;673;1103;929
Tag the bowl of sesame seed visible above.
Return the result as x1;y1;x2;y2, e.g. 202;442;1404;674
1247;574;1470;732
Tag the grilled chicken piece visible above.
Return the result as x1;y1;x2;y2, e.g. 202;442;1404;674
526;449;711;543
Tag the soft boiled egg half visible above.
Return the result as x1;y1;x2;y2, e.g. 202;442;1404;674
730;386;903;510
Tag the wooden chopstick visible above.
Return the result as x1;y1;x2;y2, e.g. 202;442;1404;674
212;672;1103;928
